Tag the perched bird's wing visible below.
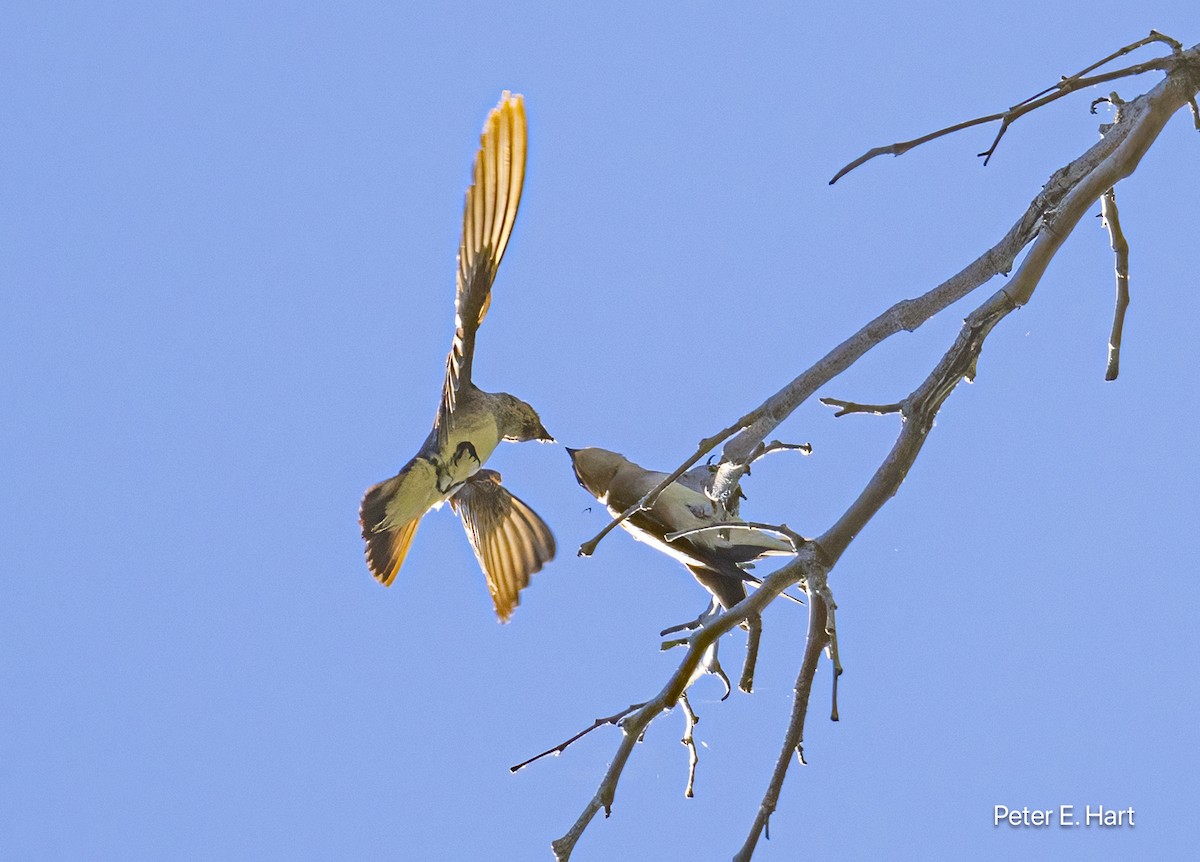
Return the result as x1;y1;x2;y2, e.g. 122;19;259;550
450;469;554;622
437;92;527;448
359;458;439;586
705;529;796;563
624;496;781;599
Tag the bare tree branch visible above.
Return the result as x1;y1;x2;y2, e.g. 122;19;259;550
549;547;824;861
678;691;699;798
1101;186;1131;381
712;41;1200;516
731;46;1200;858
819;397;904;417
544;39;1200;861
733;582;831;862
509;702;647;773
738;613;762;694
736;290;1012;858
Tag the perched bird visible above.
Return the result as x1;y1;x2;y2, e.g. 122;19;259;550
566;447;795;611
359;93;555;622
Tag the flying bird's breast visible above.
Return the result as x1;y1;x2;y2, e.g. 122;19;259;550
433;404;503;503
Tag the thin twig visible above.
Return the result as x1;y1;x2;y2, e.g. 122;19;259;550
1014;30;1181;110
829;32;1183;183
811;579;842;721
678;692;699;798
1100;187;1131;380
819;397;904;417
976;32;1182;164
509;702;647;773
748;439;813;463
660;609;709;637
739;613;763;694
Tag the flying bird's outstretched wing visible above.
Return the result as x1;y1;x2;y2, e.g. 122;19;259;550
437;93;528;448
451;469;555;622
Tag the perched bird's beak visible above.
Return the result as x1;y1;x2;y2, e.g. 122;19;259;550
564;447;592;493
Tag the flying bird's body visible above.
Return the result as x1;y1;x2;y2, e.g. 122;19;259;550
359;93;554;622
568;447;793;609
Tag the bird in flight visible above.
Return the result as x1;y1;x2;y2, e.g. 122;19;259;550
360;93;555;622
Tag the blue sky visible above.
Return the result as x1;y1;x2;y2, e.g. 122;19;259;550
3;2;1199;859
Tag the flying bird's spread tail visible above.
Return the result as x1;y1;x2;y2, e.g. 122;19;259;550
360;489;422;587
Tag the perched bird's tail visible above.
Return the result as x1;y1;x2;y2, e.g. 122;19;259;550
686;562;748;611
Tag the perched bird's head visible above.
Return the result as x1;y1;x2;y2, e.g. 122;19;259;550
565;447;625;500
497;393;554;443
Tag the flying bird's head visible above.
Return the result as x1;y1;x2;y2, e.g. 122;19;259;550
565;447;625;501
496;393;554;443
